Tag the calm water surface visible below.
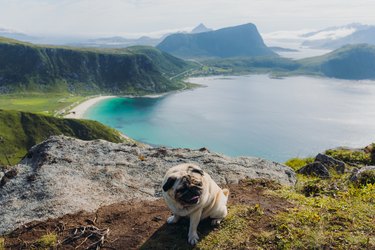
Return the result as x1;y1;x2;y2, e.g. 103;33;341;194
84;75;375;162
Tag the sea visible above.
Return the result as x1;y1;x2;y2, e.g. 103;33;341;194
84;75;375;162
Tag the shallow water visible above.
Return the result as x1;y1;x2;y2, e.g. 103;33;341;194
84;75;375;162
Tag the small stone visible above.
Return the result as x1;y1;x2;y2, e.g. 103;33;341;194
5;168;18;178
152;216;163;222
199;147;209;152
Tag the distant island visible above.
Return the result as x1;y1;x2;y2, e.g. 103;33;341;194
269;46;299;53
157;23;276;58
199;44;375;81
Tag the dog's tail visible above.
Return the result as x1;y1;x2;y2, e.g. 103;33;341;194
221;188;230;204
222;188;230;197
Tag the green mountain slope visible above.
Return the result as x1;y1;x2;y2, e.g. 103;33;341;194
300;44;375;80
126;46;195;77
0;109;126;165
157;23;276;59
0;37;192;94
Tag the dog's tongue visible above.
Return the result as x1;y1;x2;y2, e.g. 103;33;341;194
190;196;200;202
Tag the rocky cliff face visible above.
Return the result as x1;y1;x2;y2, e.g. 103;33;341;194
0;135;295;234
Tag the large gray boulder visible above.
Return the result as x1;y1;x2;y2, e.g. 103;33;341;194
297;162;330;178
0;135;295;235
315;153;345;173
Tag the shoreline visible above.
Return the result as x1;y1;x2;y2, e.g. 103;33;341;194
63;83;202;119
64;95;116;119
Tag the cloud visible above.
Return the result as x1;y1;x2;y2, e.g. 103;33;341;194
0;0;374;37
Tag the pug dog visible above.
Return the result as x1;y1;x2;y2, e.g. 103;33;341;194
162;163;229;245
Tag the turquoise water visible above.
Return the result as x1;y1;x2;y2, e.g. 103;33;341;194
84;75;375;162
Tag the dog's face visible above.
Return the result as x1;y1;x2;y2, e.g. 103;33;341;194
163;166;205;206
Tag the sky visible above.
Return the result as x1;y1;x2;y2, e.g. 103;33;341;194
1;0;375;38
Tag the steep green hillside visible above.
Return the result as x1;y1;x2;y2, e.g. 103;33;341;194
157;23;276;59
300;44;375;80
126;46;196;77
0;37;192;94
0;109;126;165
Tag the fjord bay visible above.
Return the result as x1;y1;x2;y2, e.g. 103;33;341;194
84;75;375;162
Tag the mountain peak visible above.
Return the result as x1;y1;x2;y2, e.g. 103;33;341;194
158;23;275;59
191;23;212;34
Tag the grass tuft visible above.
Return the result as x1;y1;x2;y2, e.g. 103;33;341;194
284;157;314;171
33;233;58;249
0;238;4;250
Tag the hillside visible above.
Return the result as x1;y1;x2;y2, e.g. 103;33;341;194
0;37;192;94
0;110;127;165
299;44;375;80
157;23;276;59
126;46;195;77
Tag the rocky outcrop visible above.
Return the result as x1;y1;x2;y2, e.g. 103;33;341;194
297;162;330;178
0;135;295;235
315;153;345;173
297;153;347;178
350;166;375;185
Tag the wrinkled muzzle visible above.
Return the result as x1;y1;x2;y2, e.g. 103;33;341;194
177;186;202;204
175;181;203;205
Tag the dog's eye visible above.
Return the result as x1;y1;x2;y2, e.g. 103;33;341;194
162;177;176;191
191;168;204;176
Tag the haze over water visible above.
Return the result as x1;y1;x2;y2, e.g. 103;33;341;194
85;75;375;162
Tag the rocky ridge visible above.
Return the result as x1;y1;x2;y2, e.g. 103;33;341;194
0;135;295;235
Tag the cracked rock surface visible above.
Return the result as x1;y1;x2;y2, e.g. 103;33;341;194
0;135;295;234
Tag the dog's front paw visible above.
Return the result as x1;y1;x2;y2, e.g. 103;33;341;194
167;215;179;224
188;233;199;245
211;218;222;226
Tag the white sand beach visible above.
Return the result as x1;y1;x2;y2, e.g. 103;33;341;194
64;96;115;119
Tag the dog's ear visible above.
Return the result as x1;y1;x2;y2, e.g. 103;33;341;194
163;177;177;192
191;167;204;176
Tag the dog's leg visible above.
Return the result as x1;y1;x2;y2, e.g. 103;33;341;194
188;209;202;245
167;214;180;224
210;189;229;226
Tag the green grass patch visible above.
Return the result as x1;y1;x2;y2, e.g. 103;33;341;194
265;178;375;249
197;204;265;249
32;233;57;249
325;148;372;165
284;157;315;171
0;93;86;115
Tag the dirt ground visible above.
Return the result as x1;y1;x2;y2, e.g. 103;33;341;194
3;180;291;249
